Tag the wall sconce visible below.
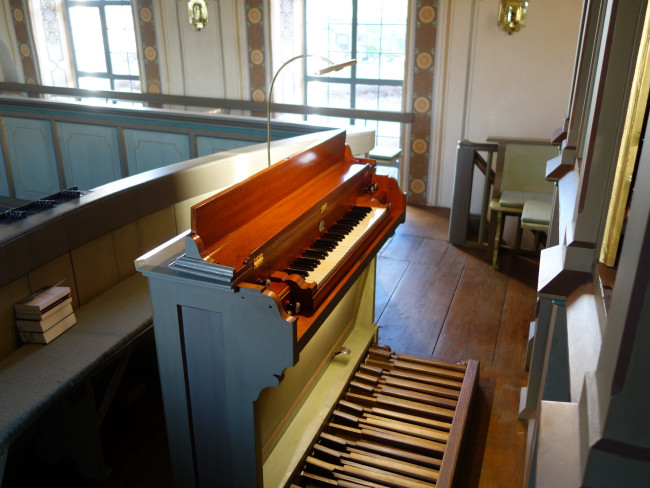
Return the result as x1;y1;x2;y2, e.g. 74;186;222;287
267;55;356;167
498;0;528;35
188;0;208;31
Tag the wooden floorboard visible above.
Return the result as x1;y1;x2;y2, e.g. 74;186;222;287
2;205;537;488
432;256;509;365
377;259;465;356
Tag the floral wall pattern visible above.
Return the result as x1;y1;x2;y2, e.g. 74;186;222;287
135;0;162;107
408;0;436;205
245;0;267;107
9;0;39;86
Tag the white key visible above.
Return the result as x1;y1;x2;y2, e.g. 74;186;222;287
304;207;386;286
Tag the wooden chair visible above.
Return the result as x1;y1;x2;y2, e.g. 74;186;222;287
486;139;558;268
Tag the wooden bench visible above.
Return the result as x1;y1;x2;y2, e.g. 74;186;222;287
0;274;152;482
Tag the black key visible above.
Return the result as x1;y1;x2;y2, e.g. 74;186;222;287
304;249;328;259
312;241;336;251
291;258;318;269
330;224;353;233
285;268;309;278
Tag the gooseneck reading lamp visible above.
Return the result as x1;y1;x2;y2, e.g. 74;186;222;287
267;55;356;167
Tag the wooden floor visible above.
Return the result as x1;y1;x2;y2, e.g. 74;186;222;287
2;205;538;488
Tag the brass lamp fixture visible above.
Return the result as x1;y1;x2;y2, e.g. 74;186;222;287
188;0;208;31
267;55;356;167
498;0;528;35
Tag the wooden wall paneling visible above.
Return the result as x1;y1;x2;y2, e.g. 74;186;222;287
57;122;122;191
135;206;177;255
70;233;120;306
0;275;30;360
26;253;79;309
4;116;60;200
196;136;254;156
112;221;141;281
124;129;191;175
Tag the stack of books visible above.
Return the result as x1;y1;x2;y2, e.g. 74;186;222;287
14;285;76;344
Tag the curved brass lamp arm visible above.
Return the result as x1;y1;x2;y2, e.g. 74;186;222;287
267;55;356;166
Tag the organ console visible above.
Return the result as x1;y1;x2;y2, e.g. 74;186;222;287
136;130;477;487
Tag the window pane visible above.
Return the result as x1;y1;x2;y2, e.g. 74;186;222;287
355;84;379;110
78;76;111;90
357;0;381;23
105;6;138;76
69;6;106;72
377;121;401;147
306;0;352;69
381;0;408;24
114;78;139;92
379;54;405;80
357;24;381;78
307;81;351;108
305;0;352;25
379;85;403;111
356;53;379;79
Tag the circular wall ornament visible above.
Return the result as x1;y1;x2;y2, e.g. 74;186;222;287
416;52;433;70
412;138;428;155
250;49;264;65
140;7;153;23
418;6;435;24
13;9;24;23
248;7;262;24
252;88;266;102
144;46;157;61
20;44;31;58
410;178;426;194
414;96;431;114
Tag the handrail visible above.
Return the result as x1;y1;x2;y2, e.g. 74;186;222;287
0;82;414;124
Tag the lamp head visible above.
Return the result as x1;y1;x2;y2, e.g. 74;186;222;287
318;59;357;75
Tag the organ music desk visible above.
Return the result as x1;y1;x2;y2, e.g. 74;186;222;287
136;130;477;487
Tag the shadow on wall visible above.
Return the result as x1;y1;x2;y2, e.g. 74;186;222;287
0;40;18;82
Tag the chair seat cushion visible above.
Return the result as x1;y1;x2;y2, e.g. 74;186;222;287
499;190;552;208
521;198;552;225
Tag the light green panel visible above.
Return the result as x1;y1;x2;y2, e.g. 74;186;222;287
124;128;190;175
4;117;59;200
502;143;559;194
0;142;9;198
58;122;122;190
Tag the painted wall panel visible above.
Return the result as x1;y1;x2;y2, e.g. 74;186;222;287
58;123;122;190
196;136;254;156
124;129;190;175
0;144;10;197
4;116;59;200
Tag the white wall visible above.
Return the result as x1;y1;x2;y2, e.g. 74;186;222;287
154;0;249;102
431;0;583;208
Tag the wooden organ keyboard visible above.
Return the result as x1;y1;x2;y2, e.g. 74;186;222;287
136;130;476;487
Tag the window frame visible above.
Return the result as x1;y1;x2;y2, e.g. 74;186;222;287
64;0;140;92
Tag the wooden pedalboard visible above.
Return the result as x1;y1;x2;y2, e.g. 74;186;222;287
288;344;479;488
